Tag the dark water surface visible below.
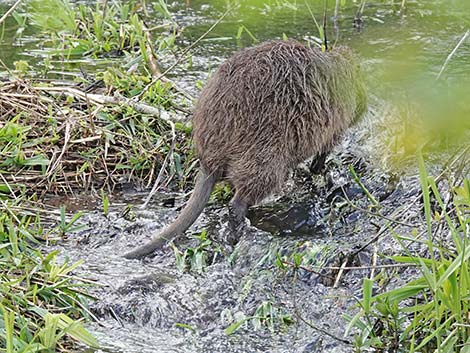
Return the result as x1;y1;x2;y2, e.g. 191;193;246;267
2;0;470;352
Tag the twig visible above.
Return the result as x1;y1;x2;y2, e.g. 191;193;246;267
0;92;54;103
32;86;187;122
282;260;416;272
1;200;23;224
0;0;23;26
370;244;378;280
70;135;102;144
282;261;335;280
141;121;176;208
333;258;348;288
322;0;328;51
437;30;469;80
46;120;73;176
0;58;14;75
108;306;124;327
0;174;17;200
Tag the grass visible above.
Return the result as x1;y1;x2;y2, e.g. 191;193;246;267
173;229;222;274
0;196;98;352
0;0;198;196
345;152;470;352
0;0;196;351
21;0;177;66
0;79;195;195
224;300;294;335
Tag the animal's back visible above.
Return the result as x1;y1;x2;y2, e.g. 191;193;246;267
123;39;366;259
193;39;364;204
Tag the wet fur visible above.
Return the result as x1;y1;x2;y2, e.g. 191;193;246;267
124;40;367;259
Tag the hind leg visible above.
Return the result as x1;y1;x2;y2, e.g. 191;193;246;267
225;164;289;244
226;192;250;245
229;192;249;224
309;151;328;175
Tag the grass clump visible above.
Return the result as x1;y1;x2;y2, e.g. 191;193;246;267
347;154;470;352
172;229;223;274
25;0;176;62
0;0;196;196
0;198;98;352
19;0;186;106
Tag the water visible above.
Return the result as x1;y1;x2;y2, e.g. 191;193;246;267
57;157;425;352
52;141;423;352
2;0;470;352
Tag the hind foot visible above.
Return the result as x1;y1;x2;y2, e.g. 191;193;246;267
309;151;328;175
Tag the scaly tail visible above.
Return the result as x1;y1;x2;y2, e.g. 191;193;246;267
123;168;217;259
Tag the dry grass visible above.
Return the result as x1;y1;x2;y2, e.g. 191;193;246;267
0;78;196;197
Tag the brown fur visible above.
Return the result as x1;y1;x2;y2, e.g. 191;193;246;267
124;39;367;259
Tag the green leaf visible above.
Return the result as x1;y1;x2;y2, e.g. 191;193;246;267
436;244;470;288
21;155;50;166
374;282;428;302
31;307;99;348
362;278;373;314
224;318;249;335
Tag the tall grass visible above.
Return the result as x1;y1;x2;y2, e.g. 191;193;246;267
347;153;470;352
0;197;98;351
26;0;176;61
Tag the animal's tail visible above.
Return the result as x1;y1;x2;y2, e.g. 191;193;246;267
123;168;217;259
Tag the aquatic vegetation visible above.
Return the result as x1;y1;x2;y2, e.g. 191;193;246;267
173;229;223;273
224;300;294;335
26;0;176;60
0;79;194;195
0;0;195;197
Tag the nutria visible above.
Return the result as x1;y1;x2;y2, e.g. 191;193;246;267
124;39;367;259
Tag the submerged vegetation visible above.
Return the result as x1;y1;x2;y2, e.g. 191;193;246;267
1;0;470;352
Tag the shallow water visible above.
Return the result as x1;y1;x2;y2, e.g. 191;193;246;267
53;127;426;353
2;0;470;352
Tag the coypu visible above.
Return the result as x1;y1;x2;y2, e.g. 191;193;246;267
124;39;367;260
